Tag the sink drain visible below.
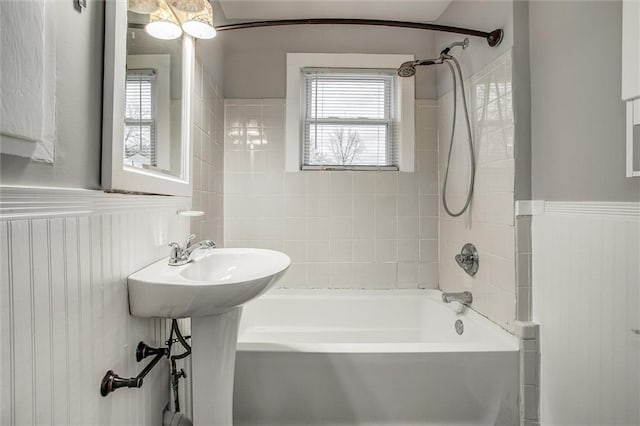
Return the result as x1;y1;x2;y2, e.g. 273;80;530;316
455;319;464;335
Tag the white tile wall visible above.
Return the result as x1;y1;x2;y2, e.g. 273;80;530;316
438;51;517;331
191;59;224;243
223;99;439;289
533;203;640;425
0;193;190;425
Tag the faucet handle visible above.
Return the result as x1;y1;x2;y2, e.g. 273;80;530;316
184;234;196;248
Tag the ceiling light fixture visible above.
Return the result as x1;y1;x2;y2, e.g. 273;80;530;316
167;0;205;14
181;0;216;39
128;0;160;14
145;1;182;40
142;0;215;40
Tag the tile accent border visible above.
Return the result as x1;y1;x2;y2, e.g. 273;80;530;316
514;200;544;216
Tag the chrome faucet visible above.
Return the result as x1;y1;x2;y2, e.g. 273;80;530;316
442;291;473;305
168;234;216;266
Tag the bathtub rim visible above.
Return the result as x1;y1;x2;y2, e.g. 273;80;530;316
237;288;520;353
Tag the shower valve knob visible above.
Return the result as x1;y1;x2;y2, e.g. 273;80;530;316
455;243;479;277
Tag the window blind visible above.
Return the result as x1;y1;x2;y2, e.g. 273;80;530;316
302;69;398;170
124;69;157;167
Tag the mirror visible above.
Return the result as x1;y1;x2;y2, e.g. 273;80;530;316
124;21;182;176
103;0;193;196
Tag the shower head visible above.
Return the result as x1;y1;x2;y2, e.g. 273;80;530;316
398;37;470;77
396;59;439;78
397;61;417;77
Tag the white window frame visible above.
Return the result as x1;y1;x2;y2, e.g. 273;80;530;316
286;53;415;172
125;54;173;174
124;69;158;168
302;69;398;170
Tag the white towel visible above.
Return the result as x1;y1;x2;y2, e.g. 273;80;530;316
0;0;56;162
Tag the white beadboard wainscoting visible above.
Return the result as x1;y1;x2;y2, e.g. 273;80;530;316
0;186;191;425
532;201;640;425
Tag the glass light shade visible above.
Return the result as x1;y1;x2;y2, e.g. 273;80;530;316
146;2;182;40
128;0;160;14
168;0;205;13
181;0;216;39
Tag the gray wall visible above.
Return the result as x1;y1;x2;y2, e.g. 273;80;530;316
512;0;532;200
218;25;438;99
530;0;640;201
196;36;225;89
0;0;105;189
0;1;224;192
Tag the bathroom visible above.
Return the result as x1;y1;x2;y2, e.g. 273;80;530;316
0;0;639;425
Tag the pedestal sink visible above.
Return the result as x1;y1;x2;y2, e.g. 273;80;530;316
128;248;291;425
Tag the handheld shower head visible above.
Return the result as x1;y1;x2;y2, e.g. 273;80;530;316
396;59;439;78
397;61;417;77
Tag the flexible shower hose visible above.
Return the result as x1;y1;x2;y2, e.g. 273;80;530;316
441;55;475;217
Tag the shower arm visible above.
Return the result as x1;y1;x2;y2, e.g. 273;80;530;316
402;39;467;72
214;19;504;48
440;38;470;55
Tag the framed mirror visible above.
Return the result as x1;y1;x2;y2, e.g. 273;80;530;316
102;0;193;195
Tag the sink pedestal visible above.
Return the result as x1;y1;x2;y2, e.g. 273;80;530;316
191;308;242;426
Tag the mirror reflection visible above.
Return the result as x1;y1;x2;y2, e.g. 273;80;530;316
125;12;183;177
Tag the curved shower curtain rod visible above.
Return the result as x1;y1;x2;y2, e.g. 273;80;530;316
215;19;504;47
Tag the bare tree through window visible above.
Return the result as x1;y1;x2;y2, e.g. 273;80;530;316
329;128;363;165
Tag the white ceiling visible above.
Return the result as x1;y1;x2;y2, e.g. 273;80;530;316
216;0;453;24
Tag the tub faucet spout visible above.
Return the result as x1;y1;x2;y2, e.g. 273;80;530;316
442;291;473;305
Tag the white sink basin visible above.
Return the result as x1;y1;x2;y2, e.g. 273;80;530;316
128;248;291;318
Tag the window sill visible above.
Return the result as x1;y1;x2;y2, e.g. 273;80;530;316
301;165;399;171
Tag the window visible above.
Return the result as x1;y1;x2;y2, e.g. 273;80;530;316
302;69;397;170
124;69;157;168
286;53;415;172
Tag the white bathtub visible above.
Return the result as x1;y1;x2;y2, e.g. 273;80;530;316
233;290;520;426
